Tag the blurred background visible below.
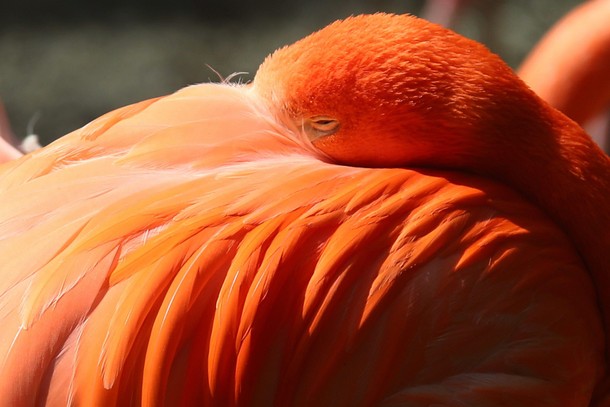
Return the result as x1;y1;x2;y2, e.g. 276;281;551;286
0;0;583;145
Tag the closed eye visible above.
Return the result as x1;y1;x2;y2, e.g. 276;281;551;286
303;115;340;141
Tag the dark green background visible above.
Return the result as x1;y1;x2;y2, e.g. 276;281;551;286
0;0;582;144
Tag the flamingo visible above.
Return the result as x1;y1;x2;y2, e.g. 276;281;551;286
518;0;610;148
0;102;23;163
0;101;42;164
0;13;609;406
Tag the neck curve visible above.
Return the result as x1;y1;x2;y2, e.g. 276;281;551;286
484;99;610;394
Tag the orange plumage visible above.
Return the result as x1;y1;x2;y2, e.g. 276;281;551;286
0;13;609;406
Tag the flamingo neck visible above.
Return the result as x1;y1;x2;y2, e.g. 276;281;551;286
489;104;610;385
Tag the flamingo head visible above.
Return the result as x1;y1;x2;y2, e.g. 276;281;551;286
253;13;545;170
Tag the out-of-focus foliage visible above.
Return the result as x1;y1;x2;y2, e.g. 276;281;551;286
0;0;581;144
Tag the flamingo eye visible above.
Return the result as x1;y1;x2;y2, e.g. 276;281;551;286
304;116;340;141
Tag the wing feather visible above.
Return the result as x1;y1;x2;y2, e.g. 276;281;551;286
0;83;604;406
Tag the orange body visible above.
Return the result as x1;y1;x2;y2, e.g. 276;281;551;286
1;13;609;406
